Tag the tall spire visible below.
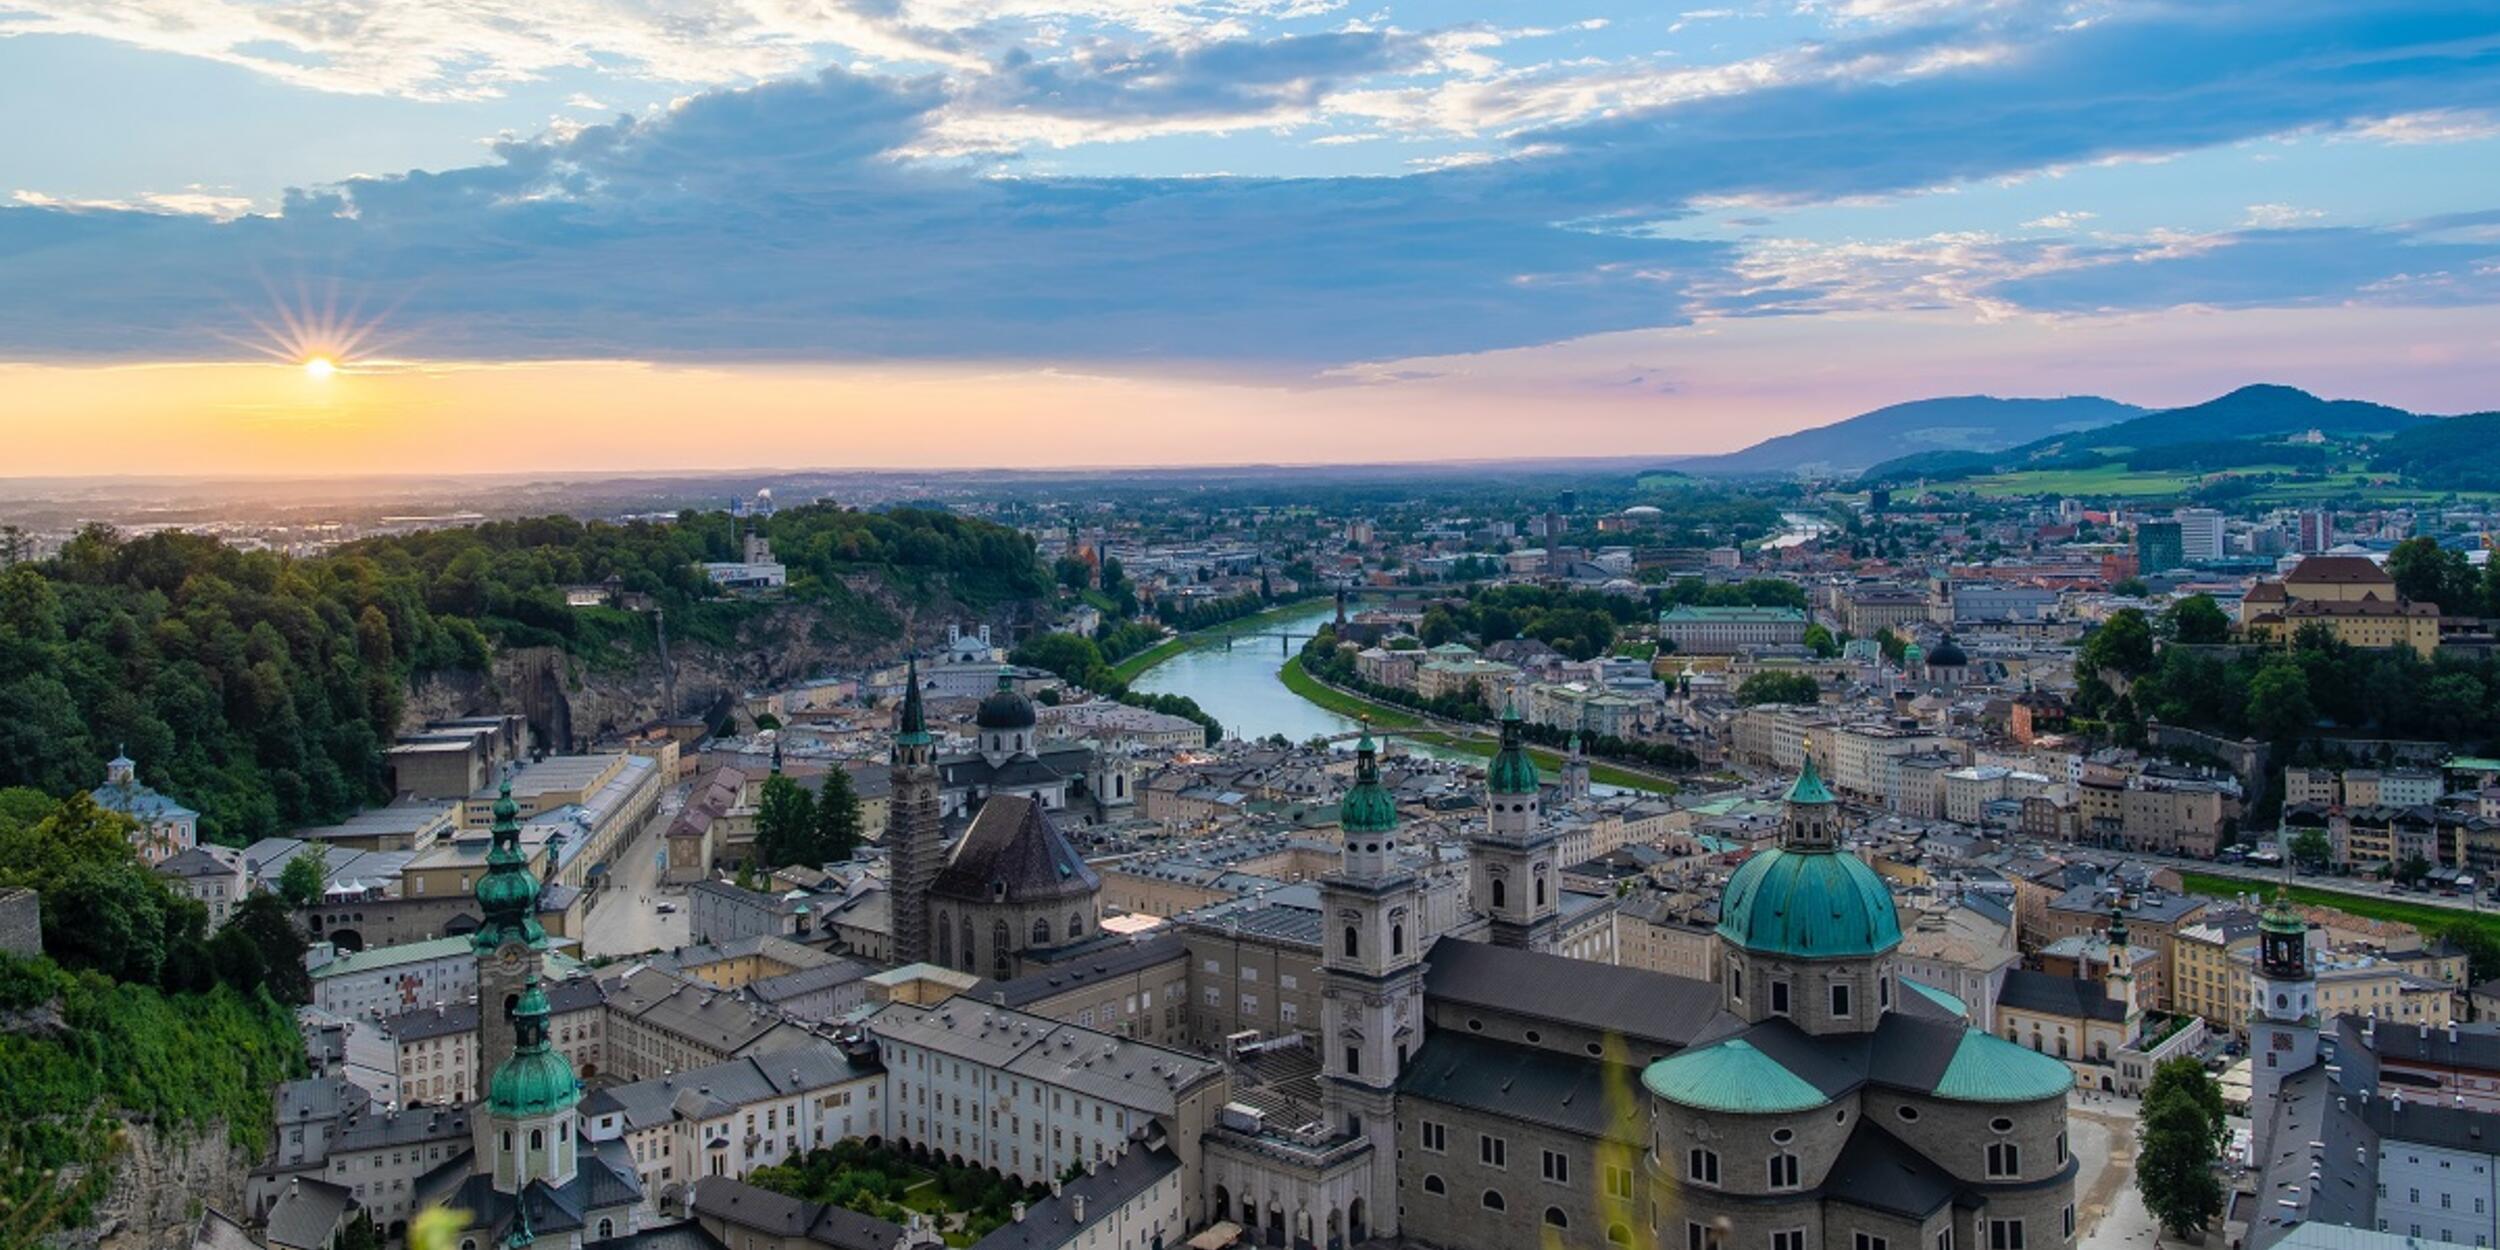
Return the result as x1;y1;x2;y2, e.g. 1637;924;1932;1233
896;655;930;748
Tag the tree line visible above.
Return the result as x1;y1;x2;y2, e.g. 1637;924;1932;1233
1009;632;1225;745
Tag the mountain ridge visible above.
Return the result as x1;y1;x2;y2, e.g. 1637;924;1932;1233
1676;394;2145;476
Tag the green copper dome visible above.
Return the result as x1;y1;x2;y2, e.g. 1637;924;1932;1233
1487;701;1539;796
1716;845;1902;959
1932;1028;2076;1103
1339;728;1399;835
470;778;546;955
2260;885;2305;937
1643;1039;1831;1113
487;980;580;1118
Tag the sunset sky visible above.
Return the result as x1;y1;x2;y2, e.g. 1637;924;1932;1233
2;1;2497;475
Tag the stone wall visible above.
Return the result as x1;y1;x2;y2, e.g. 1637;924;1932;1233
51;1119;258;1250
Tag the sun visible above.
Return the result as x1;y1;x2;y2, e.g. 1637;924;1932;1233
302;355;337;379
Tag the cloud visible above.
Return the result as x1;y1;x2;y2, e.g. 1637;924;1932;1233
2242;203;2323;228
2022;210;2096;230
1;1;2496;370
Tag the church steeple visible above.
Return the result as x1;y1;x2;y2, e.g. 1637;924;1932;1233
1318;719;1426;1242
2250;880;2319;1106
480;976;581;1194
887;654;941;966
1487;699;1538;796
471;777;546;955
1780;745;1839;851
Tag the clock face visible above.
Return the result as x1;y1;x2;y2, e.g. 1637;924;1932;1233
499;945;524;970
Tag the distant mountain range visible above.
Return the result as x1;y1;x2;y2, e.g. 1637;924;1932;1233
1680;384;2447;480
1674;395;2144;476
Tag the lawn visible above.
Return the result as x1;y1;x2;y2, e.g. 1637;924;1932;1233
2173;871;2500;948
744;1140;1042;1248
1107;634;1190;683
1279;659;1673;793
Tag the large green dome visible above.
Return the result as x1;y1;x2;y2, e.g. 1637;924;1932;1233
1716;845;1902;959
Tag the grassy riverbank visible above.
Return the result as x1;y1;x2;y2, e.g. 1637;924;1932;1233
1112;598;1331;684
2174;872;2500;947
1281;659;1674;794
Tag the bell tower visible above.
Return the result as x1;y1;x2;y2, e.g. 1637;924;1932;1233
1319;727;1423;1240
887;656;942;967
470;776;546;1074
1470;701;1559;951
2250;884;2318;1106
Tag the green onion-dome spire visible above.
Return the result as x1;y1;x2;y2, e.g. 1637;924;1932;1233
1339;722;1399;835
1488;698;1539;795
1785;752;1835;806
896;655;931;748
471;776;546;955
487;978;580;1118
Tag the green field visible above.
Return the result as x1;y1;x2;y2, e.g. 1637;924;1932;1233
2174;871;2500;948
1958;463;2500;504
1280;658;1673;793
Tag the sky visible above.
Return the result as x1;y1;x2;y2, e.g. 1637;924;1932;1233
1;0;2497;475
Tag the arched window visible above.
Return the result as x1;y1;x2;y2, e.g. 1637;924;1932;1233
1608;1225;1633;1247
1069;912;1084;938
1033;917;1052;945
1483;1190;1506;1212
1687;1148;1719;1185
597;1219;614;1240
936;912;954;966
1344;926;1359;958
1545;1208;1570;1229
1767;1152;1799;1190
1392;924;1405;956
502;1130;513;1152
960;916;975;970
1492;879;1507;910
1535;878;1547;907
1423;1175;1447;1196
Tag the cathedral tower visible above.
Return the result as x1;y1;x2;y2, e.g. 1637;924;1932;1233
1319;727;1423;1240
1470;701;1559;951
887;657;943;967
2250;885;2318;1106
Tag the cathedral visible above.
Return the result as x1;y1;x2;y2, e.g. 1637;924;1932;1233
1200;735;2080;1250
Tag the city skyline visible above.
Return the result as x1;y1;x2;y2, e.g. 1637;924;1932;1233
3;1;2498;474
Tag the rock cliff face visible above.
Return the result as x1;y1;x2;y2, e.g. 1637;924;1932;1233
401;597;1030;748
51;1120;256;1250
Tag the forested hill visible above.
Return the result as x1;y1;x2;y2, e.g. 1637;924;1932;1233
0;505;1049;844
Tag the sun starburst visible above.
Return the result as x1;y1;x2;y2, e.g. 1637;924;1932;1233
216;271;404;374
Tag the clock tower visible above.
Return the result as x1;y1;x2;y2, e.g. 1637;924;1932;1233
2249;885;2317;1107
471;776;547;1079
1319;727;1425;1241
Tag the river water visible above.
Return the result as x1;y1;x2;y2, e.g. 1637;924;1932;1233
1131;600;1365;743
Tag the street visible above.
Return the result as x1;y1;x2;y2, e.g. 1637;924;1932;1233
580;780;691;959
2075;1092;2168;1250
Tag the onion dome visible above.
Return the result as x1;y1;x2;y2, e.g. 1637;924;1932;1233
976;666;1037;731
1339;726;1399;835
486;978;580;1118
1487;699;1540;795
1927;634;1969;668
1902;642;1926;668
470;777;546;955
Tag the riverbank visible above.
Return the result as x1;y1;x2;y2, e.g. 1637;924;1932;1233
1110;596;1329;684
1281;658;1677;795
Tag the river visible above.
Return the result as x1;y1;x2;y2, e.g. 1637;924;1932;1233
1129;600;1619;784
1131;600;1367;743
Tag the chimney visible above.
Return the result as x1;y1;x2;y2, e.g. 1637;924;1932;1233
1050;1178;1063;1199
1072;1194;1087;1224
1011;1203;1026;1224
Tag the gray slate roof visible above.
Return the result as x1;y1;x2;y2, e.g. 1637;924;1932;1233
932;795;1102;906
1422;936;1727;1052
